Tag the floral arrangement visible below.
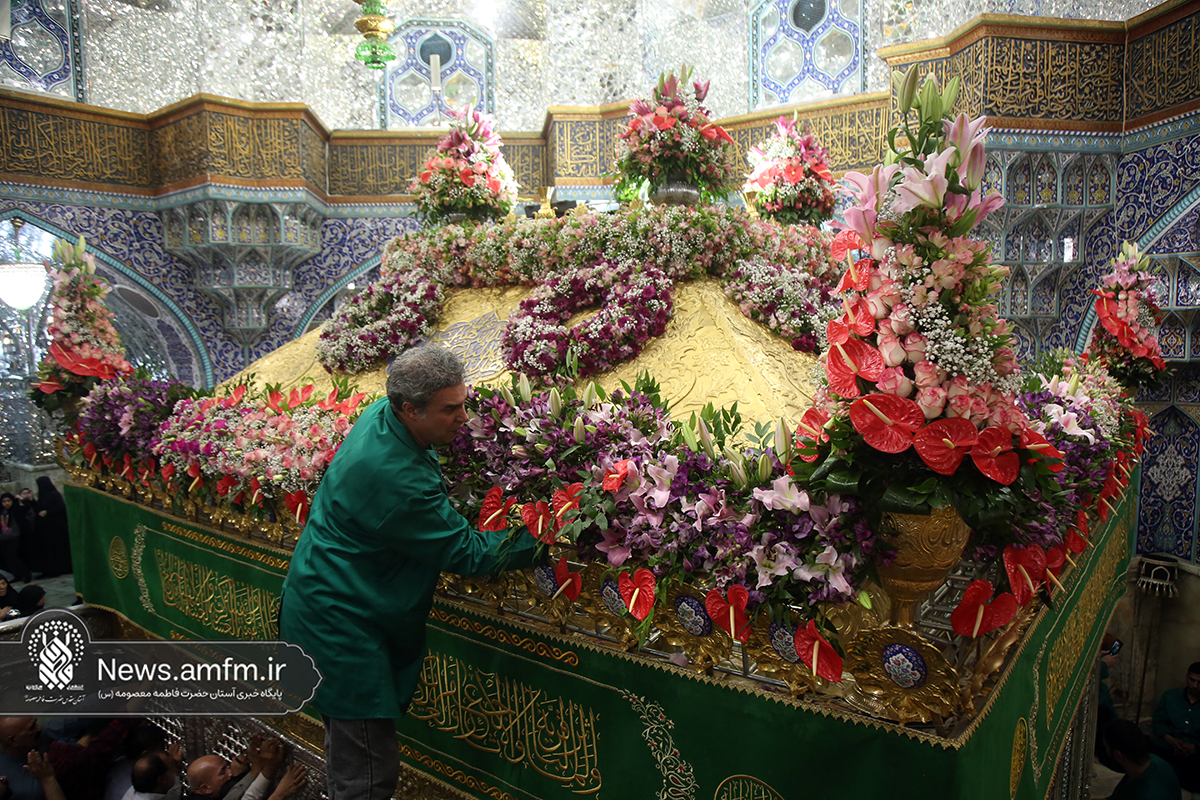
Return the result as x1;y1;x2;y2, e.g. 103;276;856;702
410;105;519;224
317;257;442;374
611;65;738;202
31;236;132;414
318;205;837;375
77;373;200;471
744;115;837;226
501;260;674;378
444;374;882;617
150;380;371;524
791;71;1058;549
1088;241;1167;391
722;257;839;354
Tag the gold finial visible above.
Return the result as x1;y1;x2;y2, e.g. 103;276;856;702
535;187;556;220
741;192;759;219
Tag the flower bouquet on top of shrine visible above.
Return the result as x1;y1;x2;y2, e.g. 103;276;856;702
788;70;1074;553
611;64;739;203
410;105;519;225
1088;241;1168;392
31;235;133;416
743;115;837;226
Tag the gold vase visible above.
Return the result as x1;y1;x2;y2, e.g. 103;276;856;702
875;506;970;628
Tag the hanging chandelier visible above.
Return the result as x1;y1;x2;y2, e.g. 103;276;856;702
0;219;47;312
353;0;397;69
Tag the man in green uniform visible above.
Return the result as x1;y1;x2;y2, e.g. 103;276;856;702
1151;662;1200;790
1103;720;1182;800
280;346;537;799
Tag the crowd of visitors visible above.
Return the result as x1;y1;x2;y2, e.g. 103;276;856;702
0;718;307;800
0;478;72;586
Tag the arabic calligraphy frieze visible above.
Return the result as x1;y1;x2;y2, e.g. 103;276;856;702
1127;10;1200;122
155;549;281;640
301;123;327;193
151;113;209;186
328;143;430;196
410;651;602;795
500;142;545;196
0;105;153;187
204;113;303;181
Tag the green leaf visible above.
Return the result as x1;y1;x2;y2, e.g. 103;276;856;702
879;485;933;513
825;470;862;496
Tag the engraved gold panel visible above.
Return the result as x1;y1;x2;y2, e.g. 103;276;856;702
152;112;209;186
108;536;130;579
1011;717;1028;798
1127;11;1200;121
409;650;601;794
206;114;302;180
0;105;153;187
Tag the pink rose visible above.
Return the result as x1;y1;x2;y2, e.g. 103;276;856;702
889;303;915;335
473;162;488;174
916;387;948;419
946;375;972;399
993;346;1019;376
903;332;928;362
913;360;946;388
945;394;975;419
876;367;915;398
970;397;989;422
877;334;907;367
865;289;890;319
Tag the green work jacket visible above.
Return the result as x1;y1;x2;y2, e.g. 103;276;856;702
280;397;536;719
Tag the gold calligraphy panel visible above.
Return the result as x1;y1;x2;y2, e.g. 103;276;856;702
301;123;327;191
553;119;605;179
328;143;429;196
155;549;281;639
206;113;303;180
152;113;209;186
0;106;152;186
500;142;545;196
1128;11;1200;121
410;651;602;795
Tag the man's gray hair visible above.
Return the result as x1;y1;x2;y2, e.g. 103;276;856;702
387;346;465;414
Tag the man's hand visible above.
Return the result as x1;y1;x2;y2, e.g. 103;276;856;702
166;742;184;770
23;751;54;782
246;733;264;776
1182;742;1197;757
259;739;285;781
267;764;307;800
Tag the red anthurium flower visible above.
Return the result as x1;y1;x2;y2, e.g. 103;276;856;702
459;168;476;188
1019;429;1065;473
809;158;834;182
1046;544;1068;577
139;457;156;487
287;384;315;409
793;620;843;683
652;114;676;131
914;418;979;475
951;580;1017;638
794;407;831;463
216;474;239;497
618;568;656;620
830;230;867;262
1075;509;1089;535
848;394;924;454
603;460;634;492
551;483;584;529
551;556;582;602
38;377;64;394
478;486;518;531
266;390;285;414
521;501;555;544
102;454;114;469
222;384;247;408
705;585;750;643
284;489;309;526
83;442;98;467
160;461;176;486
1003;544;1047;606
970;427;1020;485
834;257;873;294
121;453;134;481
1065;529;1089;554
248;476;264;507
49;342;82;372
186;462;203;493
826;298;876;344
318;387;340;410
336;392;369;416
825;338;885;399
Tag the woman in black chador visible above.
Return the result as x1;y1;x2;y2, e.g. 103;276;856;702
34;477;72;577
0;492;31;583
